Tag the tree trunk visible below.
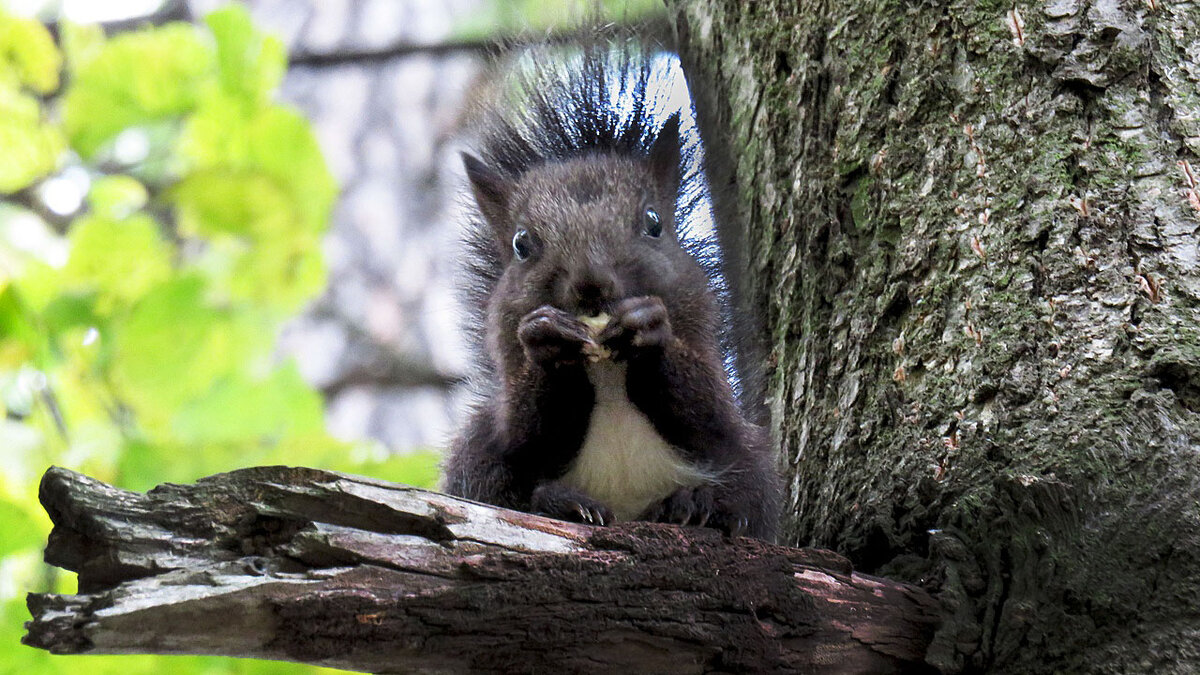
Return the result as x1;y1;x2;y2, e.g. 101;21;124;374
24;466;939;673
667;1;1200;672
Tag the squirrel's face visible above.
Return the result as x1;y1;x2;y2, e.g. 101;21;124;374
464;152;718;355
499;156;690;316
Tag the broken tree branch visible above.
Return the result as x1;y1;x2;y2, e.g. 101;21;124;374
24;466;940;673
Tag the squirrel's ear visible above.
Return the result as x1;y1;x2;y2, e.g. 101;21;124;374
462;152;511;227
648;112;682;193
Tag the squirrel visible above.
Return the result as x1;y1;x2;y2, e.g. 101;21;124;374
442;43;780;541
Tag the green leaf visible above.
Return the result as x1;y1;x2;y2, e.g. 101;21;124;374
173;169;293;238
173;363;324;444
113;438;201;492
179;103;336;234
62;24;215;158
347;451;442;490
245;107;336;231
0;496;40;557
0;12;64;190
173;98;335;312
229;232;326;311
0;10;62;94
59;21;104;77
243;106;336;227
39;293;98;342
87;175;149;219
205;4;285;106
0;282;39;368
0;82;65;192
172;169;327;311
109;277;263;432
61;213;172;315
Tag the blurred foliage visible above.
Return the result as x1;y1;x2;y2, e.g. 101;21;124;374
0;6;438;674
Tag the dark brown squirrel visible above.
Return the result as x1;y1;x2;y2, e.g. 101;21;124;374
442;44;780;540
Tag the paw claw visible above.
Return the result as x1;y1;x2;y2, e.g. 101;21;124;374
676;505;694;526
531;482;613;528
731;516;749;537
639;485;760;537
640;485;715;530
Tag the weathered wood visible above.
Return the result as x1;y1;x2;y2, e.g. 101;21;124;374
24;466;940;673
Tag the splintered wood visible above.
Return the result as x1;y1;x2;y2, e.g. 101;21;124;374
25;466;940;674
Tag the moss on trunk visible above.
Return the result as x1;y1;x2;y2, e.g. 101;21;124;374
668;0;1200;671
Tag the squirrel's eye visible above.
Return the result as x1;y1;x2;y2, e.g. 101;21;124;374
642;207;662;238
512;229;533;261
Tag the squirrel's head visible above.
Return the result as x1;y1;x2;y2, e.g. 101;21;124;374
463;113;717;353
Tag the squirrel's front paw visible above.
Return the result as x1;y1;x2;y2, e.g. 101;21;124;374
640;485;754;537
531;482;614;526
518;306;592;366
600;296;673;355
639;485;715;527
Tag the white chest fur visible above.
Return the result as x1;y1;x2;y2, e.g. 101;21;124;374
561;360;714;521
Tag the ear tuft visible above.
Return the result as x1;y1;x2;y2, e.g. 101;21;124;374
462;152;511;226
648;112;682;194
463;152;518;259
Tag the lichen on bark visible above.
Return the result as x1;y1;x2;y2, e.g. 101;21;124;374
669;0;1200;671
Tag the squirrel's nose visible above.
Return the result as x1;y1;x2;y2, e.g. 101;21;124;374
566;269;620;316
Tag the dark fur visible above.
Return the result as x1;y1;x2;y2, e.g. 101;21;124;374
443;43;780;540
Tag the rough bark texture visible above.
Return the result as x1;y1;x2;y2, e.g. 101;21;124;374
667;1;1200;672
24;466;939;673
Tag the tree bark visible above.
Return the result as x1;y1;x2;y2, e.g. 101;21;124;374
24;466;939;674
667;1;1200;672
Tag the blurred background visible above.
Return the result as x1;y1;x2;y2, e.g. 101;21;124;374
0;0;663;672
